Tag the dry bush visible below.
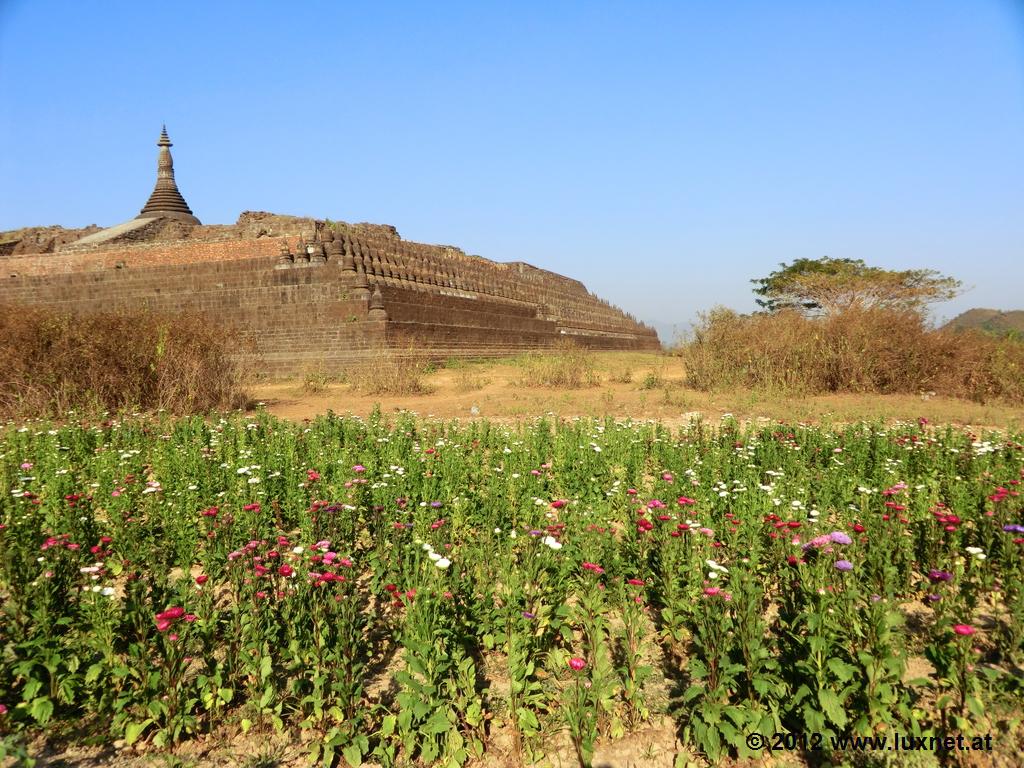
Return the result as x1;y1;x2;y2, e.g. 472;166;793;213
680;306;1024;403
347;352;433;396
454;369;491;393
516;341;600;388
0;304;250;419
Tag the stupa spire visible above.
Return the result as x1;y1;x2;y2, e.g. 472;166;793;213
137;125;200;224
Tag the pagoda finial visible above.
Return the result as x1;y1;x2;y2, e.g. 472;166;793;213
137;125;200;224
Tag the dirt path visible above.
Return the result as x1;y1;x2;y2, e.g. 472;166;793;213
252;352;1024;430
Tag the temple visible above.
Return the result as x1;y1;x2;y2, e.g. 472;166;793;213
0;129;661;374
137;126;200;224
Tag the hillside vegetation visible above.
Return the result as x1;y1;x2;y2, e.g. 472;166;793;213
944;308;1024;339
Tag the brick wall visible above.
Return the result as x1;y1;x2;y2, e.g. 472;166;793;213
0;231;660;376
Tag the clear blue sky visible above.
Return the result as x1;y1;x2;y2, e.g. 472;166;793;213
2;1;1022;337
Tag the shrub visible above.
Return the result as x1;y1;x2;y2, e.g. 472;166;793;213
347;352;433;396
679;306;1024;403
0;304;250;419
516;341;600;389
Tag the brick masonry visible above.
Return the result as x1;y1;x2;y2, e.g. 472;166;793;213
0;215;661;376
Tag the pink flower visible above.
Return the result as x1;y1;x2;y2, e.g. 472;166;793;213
953;624;976;636
703;587;721;597
568;657;587;671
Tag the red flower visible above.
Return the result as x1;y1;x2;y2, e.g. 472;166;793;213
277;564;294;577
195;574;209;586
568;657;586;671
550;499;567;509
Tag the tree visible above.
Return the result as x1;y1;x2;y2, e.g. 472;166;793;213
751;257;962;316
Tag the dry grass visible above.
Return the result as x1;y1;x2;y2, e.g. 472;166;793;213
253;351;1024;430
0;304;250;419
679;307;1024;404
347;352;434;396
514;341;601;388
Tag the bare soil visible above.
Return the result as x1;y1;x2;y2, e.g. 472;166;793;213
251;352;1024;430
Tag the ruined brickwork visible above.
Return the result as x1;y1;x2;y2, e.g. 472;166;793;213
0;213;660;375
0;129;659;375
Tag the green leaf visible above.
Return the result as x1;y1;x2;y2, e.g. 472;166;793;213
342;743;363;767
818;688;848;728
124;718;154;746
422;709;452;735
30;696;53;725
967;696;986;720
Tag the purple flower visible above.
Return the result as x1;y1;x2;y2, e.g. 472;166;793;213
430;501;443;509
926;594;942;603
1002;524;1024;534
521;611;536;619
829;531;852;545
927;569;953;583
834;560;854;572
528;529;542;536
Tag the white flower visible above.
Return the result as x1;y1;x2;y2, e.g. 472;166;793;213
542;535;562;551
422;543;433;552
292;546;305;555
493;527;502;534
965;546;984;555
435;557;451;569
247;477;260;485
428;551;442;562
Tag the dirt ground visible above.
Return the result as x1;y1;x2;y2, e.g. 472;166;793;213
252;352;1024;431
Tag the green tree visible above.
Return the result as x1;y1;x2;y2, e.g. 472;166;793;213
751;257;961;316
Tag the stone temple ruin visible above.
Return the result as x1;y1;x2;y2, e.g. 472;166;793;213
0;128;660;375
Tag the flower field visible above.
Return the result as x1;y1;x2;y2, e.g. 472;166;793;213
1;411;1023;766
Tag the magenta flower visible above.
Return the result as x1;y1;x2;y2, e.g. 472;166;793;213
568;657;587;671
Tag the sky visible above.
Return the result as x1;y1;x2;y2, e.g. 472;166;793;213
1;1;1022;340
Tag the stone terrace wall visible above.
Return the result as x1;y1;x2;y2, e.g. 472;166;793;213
0;218;659;376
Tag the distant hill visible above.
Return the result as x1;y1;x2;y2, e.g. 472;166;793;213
943;308;1024;338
